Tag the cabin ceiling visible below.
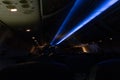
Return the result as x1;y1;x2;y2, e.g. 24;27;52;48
0;0;120;46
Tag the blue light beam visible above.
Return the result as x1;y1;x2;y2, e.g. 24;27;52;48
50;0;82;46
56;0;118;45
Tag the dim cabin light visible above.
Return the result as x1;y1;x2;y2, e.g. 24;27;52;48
26;29;31;32
10;9;17;12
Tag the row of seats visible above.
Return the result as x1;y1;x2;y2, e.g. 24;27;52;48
0;54;120;80
89;59;120;80
0;61;73;80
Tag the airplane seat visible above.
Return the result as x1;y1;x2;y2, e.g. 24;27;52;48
64;55;96;73
0;61;74;80
88;59;120;80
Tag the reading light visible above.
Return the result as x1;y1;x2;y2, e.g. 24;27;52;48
55;0;118;45
99;40;102;43
32;37;35;40
10;9;17;12
26;29;31;32
110;38;113;40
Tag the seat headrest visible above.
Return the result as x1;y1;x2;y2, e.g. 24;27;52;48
0;62;73;80
89;59;120;80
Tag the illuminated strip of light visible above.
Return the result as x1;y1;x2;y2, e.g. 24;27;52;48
10;9;17;12
26;29;31;32
56;0;118;45
82;47;88;53
50;0;82;46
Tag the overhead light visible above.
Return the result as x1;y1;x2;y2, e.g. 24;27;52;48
99;40;102;43
32;37;35;39
26;29;31;32
34;40;37;42
10;9;17;12
110;38;113;40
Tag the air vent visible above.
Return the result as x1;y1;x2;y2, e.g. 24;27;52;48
19;0;28;3
30;1;33;3
2;1;12;4
31;7;35;9
21;4;30;8
6;5;16;9
23;10;34;14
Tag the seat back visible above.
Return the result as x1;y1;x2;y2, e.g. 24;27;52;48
89;59;120;80
0;61;73;80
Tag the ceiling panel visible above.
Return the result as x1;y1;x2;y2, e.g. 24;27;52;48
0;0;40;30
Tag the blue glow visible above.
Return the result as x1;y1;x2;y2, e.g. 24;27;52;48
50;0;82;46
56;0;118;45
